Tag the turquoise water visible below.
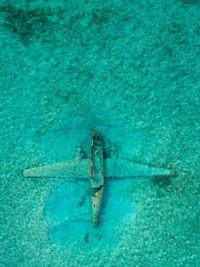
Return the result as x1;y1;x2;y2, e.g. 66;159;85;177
1;1;200;266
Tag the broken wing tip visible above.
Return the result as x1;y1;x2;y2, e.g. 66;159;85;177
23;169;30;177
22;169;28;177
23;168;35;178
159;168;176;177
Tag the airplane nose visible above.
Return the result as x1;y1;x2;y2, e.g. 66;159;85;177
92;131;101;145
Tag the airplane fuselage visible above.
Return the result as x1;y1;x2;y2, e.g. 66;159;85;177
24;130;173;228
89;131;105;227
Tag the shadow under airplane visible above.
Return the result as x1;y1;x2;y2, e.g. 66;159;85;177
23;130;174;227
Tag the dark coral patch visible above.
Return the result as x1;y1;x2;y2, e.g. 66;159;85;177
1;4;57;44
1;4;66;44
91;6;111;24
181;0;197;4
152;175;172;188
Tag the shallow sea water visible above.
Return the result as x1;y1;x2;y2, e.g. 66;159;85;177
0;1;200;266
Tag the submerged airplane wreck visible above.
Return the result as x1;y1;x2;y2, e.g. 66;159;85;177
24;130;173;227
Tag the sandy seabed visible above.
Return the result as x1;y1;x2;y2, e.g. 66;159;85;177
0;0;200;266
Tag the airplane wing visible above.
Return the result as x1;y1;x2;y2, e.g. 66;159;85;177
23;159;89;180
105;157;173;178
